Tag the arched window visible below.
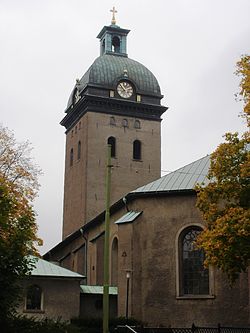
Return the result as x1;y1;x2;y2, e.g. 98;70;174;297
70;148;74;166
122;119;128;127
26;285;42;310
110;116;116;126
107;136;116;158
179;227;209;295
112;36;120;53
133;140;141;160
77;141;81;160
111;237;118;286
134;120;141;129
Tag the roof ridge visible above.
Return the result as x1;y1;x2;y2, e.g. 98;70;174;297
29;256;84;278
132;154;210;194
168;154;210;176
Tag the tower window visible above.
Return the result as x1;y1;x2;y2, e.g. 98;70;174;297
133;140;141;160
179;227;209;295
110;116;116;126
77;141;81;160
136;95;141;102
112;36;120;53
107;136;116;158
134;120;141;129
122;119;128;127
110;90;115;98
70;148;74;166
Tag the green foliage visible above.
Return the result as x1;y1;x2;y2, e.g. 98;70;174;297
1;316;141;333
0;126;42;320
71;317;141;333
1;315;76;333
235;55;250;126
0;125;41;201
196;55;250;284
0;180;36;320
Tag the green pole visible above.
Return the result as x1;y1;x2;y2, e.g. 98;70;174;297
103;144;112;333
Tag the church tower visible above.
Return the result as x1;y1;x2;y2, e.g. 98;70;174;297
61;11;167;238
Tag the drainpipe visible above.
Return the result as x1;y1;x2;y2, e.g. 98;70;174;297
80;228;88;284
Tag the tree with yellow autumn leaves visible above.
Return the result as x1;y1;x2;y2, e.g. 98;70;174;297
196;55;250;284
0;126;42;321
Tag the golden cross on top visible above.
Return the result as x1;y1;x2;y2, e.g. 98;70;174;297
110;6;117;25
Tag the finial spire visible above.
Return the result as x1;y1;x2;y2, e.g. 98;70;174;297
110;6;117;25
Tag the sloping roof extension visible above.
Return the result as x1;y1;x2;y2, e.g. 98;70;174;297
133;155;210;194
29;256;84;279
81;285;118;295
115;211;142;224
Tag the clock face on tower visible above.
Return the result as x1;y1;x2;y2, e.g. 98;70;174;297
117;81;133;98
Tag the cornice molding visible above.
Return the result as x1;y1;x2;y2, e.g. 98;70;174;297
61;95;167;131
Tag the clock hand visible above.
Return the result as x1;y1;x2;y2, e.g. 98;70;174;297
120;83;126;91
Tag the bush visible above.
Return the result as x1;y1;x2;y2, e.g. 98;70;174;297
0;315;75;333
71;316;141;333
1;315;141;333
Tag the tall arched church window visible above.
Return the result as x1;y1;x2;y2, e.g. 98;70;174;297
133;140;141;160
112;36;120;53
77;141;81;160
70;148;74;166
179;227;209;295
26;285;42;310
107;136;116;158
111;237;118;286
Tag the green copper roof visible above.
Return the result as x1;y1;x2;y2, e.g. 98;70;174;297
28;256;84;279
80;285;118;295
133;155;210;193
67;54;161;107
115;211;142;224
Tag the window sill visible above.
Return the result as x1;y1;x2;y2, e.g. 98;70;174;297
176;295;215;300
23;309;45;314
132;159;142;162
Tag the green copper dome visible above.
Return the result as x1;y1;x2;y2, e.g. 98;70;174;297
66;22;164;109
67;54;161;108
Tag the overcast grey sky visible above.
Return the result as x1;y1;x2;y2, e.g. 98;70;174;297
1;0;249;254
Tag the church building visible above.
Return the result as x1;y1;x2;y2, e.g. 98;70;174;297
42;12;249;326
